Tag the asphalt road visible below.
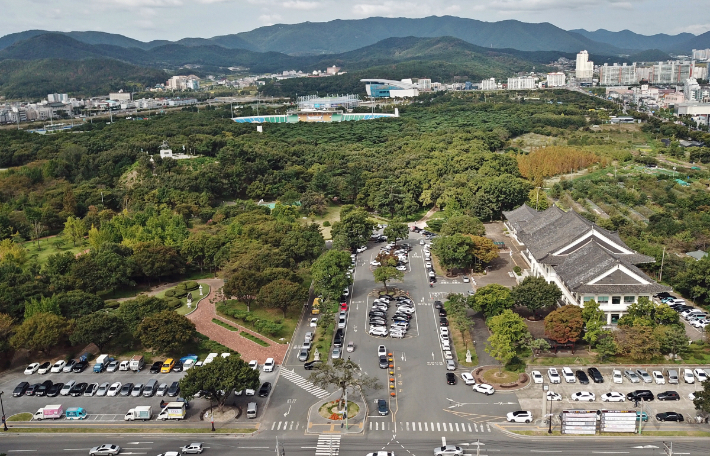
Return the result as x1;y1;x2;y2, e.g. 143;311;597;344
0;433;707;456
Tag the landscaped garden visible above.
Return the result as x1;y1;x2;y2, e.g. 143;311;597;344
217;299;298;343
156;281;211;315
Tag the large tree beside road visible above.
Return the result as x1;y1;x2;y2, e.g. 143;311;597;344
308;358;381;407
311;249;352;303
179;355;260;411
331;206;376;252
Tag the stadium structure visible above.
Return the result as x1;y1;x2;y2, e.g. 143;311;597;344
232;94;398;124
361;79;420;98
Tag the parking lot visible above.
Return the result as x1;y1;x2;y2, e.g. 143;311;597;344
1;363;279;422
516;366;706;426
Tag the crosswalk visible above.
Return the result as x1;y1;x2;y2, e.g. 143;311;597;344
280;368;330;398
368;421;492;433
315;434;341;456
270;420;302;431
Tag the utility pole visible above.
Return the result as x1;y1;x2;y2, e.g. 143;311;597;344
659;247;666;282
0;391;7;430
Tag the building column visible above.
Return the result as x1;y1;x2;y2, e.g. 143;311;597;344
607;313;612;325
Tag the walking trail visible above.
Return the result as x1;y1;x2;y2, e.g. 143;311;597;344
185;278;289;365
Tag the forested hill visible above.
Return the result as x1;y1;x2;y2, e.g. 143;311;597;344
0;59;169;99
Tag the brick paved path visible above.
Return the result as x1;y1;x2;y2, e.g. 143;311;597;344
187;279;289;365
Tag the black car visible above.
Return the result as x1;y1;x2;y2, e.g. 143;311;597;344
334;329;344;347
434;301;443;309
379;355;389;369
25;383;41;396
167;381;180;397
72;361;88;373
258;382;272;397
575;370;590;385
70;382;88;397
370;319;387;326
440;317;449;327
656;412;684;422
47;382;64;397
36;380;53;396
657;391;681;401
13;381;29;397
149;361;163;374
446;373;457;385
438;309;447;317
377;399;389;416
120;382;134;396
304;360;323;371
172;361;184;372
587;367;604;383
627;390;655;401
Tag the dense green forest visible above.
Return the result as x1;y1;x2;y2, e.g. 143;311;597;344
0;58;169;99
3;88;710;362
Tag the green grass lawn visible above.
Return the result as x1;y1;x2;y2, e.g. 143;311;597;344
307;203;342;240
153;282;211;315
216;300;297;343
22;236;85;266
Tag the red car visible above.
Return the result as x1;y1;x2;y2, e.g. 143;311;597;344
340;302;348;311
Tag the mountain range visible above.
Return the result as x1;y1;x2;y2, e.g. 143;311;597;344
1;16;708;57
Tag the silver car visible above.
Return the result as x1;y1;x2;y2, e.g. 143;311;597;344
636;369;652;383
331;347;342;359
130;383;144;397
624;370;640;383
95;382;109;397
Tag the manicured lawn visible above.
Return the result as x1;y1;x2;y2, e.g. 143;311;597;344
528;356;594;366
308;203;342;240
22;236;85;266
154;282;210;315
240;331;270;347
217;300;298;343
7;413;32;422
212;318;239;331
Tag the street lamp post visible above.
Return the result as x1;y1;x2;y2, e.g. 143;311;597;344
0;391;8;431
210;399;215;432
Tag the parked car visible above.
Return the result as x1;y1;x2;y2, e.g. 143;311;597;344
575;370;590;384
446;373;457;385
180;443;204;454
24;363;40;375
612;369;623;384
561;367;576;383
13;381;30;397
60;380;76;396
119;383;133;396
657;391;681;401
62;359;77;373
693;368;708;382
89;444;121;456
377;399;389;416
461;373;476;385
652;371;665;384
37;362;51;375
167;381;180;397
96;382;110;397
546;391;562;401
683;368;695;384
636;369;652;383
601;392;625;402
149;361;163;374
656;412;684;422
624;370;640;383
304;360;322;371
571;391;595;402
258;382;272;397
587;367;604;383
69;382;88;397
626;390;655;401
263;358;275;372
548;368;561;384
50;360;66;373
72;361;88;373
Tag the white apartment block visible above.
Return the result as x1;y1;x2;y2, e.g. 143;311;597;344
575;50;594;80
480;78;497;90
418;79;432;90
598;63;638;86
546;72;566;87
684;78;702;102
693;49;710;61
647;61;695;84
166;75;201;90
507;76;536;90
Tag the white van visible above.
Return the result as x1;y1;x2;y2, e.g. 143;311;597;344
562;367;576;383
247;402;257;419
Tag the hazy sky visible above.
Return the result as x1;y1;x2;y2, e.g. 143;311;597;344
0;0;707;41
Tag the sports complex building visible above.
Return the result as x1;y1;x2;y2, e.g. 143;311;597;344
361;79;420;98
232;94;399;124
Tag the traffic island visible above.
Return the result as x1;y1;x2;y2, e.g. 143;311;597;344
474;366;529;390
306;388;366;434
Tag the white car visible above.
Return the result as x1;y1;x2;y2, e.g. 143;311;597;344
461;373;476;385
397;306;414;315
37;363;52;375
652;370;665;384
612;369;623;384
693;368;708;382
434;445;463;456
378;345;387;357
425;262;432;268
472;384;495;395
439;333;449;343
462;276;470;283
245;388;256;396
24;363;40;375
572;391;595;402
689;392;697;401
89;444;121;456
263;358;275;372
356;246;367;253
546;391;562;401
370;327;388;336
531;370;543;384
446;360;456;371
309;317;319;327
562;367;576;383
107;382;122;397
119;360;130;371
547;368;561;384
96;382;109;397
370;261;381;267
181;443;204;454
442;350;453;360
439;327;449;336
390;331;405;339
396;265;407;271
342;287;349;297
50;360;66;373
683;368;695;383
601;392;626;402
248;360;258;370
506;411;533;423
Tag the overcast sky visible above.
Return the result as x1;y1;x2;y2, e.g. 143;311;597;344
0;0;707;42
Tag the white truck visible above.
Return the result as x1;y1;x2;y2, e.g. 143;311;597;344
156;402;186;420
33;404;63;420
124;405;152;421
129;355;145;372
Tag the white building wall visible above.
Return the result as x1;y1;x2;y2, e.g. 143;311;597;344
547;73;566;87
576;51;594;79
